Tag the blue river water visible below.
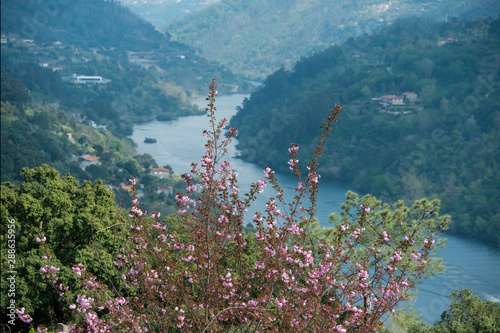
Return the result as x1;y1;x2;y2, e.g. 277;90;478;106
130;93;500;325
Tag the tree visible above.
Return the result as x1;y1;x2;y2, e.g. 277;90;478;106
0;74;31;107
21;81;448;332
328;192;448;282
432;288;500;333
1;165;128;330
389;288;500;333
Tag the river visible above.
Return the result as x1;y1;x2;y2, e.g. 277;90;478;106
130;93;500;325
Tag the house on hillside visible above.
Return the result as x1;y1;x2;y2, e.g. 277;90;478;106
150;167;170;179
373;92;420;113
79;155;101;169
66;133;76;144
381;95;404;105
104;184;116;191
402;92;418;104
119;183;132;192
157;186;173;196
69;74;103;84
438;37;455;46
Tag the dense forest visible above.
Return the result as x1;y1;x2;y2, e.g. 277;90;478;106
0;0;246;216
2;0;199;53
168;0;500;79
231;16;500;246
119;0;220;29
0;89;185;217
0;0;247;135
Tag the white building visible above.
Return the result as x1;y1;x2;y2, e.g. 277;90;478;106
70;74;103;84
150;167;170;179
402;92;418;104
381;95;404;105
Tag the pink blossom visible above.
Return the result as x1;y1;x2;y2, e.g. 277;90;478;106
16;308;33;323
36;236;46;243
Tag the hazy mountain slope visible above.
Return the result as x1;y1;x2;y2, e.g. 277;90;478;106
230;16;500;245
0;0;246;93
168;0;500;79
119;0;221;30
0;0;172;50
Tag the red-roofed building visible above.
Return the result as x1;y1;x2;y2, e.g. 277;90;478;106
79;155;101;169
157;186;173;196
120;183;132;192
151;167;170;179
381;95;404;105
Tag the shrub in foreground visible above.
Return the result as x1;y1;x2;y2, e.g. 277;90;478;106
23;80;449;332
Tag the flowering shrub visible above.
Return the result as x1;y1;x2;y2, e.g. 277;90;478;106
29;79;448;332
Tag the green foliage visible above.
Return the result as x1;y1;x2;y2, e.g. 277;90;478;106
15;86;449;331
1;102;73;183
0;0;248;141
1;74;31;107
1;0;168;50
231;16;500;245
432;288;500;333
169;0;500;79
390;288;500;333
0;165;129;328
329;192;449;280
0;98;136;186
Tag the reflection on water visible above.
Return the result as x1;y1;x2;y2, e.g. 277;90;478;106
130;94;500;324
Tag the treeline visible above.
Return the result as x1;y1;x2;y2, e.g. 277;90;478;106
231;16;500;245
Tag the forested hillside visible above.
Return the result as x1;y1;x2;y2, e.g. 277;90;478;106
0;0;246;106
168;0;500;79
231;16;500;245
0;0;242;216
119;0;221;29
1;0;171;50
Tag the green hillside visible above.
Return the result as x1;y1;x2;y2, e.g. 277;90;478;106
119;0;221;30
1;0;169;50
230;16;500;245
0;0;244;215
168;0;500;79
0;0;246;98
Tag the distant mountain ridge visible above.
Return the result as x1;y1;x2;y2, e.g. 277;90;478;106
168;0;500;79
